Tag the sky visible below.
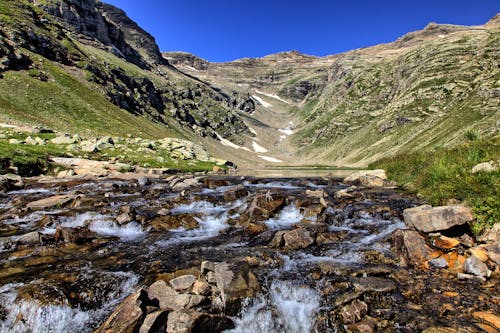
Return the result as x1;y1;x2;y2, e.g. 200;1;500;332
103;0;499;62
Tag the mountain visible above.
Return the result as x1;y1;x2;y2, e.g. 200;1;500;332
165;15;499;166
0;0;254;145
0;0;498;168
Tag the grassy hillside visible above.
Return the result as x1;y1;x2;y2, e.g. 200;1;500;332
370;134;499;235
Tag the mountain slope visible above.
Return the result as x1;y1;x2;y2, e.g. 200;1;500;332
167;15;499;167
0;0;253;144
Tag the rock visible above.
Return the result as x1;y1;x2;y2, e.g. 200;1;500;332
479;223;500;244
305;189;327;198
27;194;78;210
246;193;285;220
352;277;397;294
147;280;178;310
95;289;147;333
429;257;448;268
214;261;260;316
403;205;474;233
484;244;500;266
283;228;315;250
51;135;76;145
339;299;368;324
392;229;433;267
471;161;497;173
54;226;98;244
172;177;200;192
457;273;486;282
223;185;248;202
150;214;198;232
335;188;354;199
56;169;75;178
137;176;148;186
269;230;287;248
166;309;201;333
8;138;22;144
16;231;41;246
169;275;197;291
358;174;396;187
463;255;491;278
192;279;211;296
473;311;500;330
431;235;460;250
166;309;234;333
139;310;168;333
469;247;489;262
201;261;216;274
349;317;377;333
0;174;23;192
344;169;387;182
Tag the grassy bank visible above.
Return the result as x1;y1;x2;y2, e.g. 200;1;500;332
370;135;499;235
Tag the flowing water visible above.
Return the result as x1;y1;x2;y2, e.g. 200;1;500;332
0;175;490;332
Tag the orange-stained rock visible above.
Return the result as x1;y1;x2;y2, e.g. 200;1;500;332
473;311;500;329
433;236;460;250
470;247;489;262
441;252;467;273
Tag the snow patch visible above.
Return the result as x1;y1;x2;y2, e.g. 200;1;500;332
215;133;250;151
252;95;272;108
258;155;283;163
252;141;268;153
255;90;290;104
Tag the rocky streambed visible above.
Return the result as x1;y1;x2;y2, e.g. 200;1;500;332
0;174;498;332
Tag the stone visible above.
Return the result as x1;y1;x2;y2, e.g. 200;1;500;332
8;138;22;144
392;229;433;267
472;311;500;330
403;205;474;233
166;309;202;333
169;275;197;291
147;280;178;310
137;176;148;186
429;257;449;268
95;289;146;333
269;230;287;248
339;299;368;324
358;174;396;187
471;161;497;173
246;193;285;220
16;231;40;246
432;235;460;250
139;310;168;333
484;244;500;266
223;185;248;202
27;194;78;210
305;189;327;198
0;174;23;192
463;255;491;278
80;141;99;152
283;228;315;250
457;273;486;282
469;247;489;262
150;214;198;232
344;169;387;182
51;135;76;145
172;177;200;192
54;226;98;244
214;261;260;316
56;169;75;178
116;213;133;225
479;223;500;244
192;279;211;296
201;261;216;273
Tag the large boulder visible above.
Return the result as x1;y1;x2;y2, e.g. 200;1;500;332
166;309;234;333
27;194;78;210
392;229;433;267
403;205;474;233
0;174;23;192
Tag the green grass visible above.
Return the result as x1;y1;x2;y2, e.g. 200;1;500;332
370;136;499;235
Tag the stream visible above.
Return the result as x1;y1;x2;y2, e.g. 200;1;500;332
0;175;497;332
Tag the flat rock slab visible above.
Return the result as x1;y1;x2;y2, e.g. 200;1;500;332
26;194;78;210
403;205;474;233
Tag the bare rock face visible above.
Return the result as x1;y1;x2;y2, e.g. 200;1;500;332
169;275;197;292
403;205;474;233
392;229;433;267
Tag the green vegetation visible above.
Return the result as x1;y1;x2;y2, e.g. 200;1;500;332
370;136;499;235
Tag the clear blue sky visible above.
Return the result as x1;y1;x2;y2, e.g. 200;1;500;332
103;0;499;62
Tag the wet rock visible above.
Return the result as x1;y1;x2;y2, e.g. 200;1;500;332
0;174;23;192
403;205;474;233
137;176;149;186
283;228;315;250
95;289;147;333
223;185;248;202
26;194;78;210
269;230;287;248
16;231;41;246
339;299;368;324
463;255;491;278
203;177;231;189
54;226;98;244
150;214;198;231
352;276;397;294
305;189;327;198
429;257;449;268
170;275;197;291
214;261;260;316
201;261;216;274
139;310;168;333
172;177;200;192
349;316;378;333
457;273;486;282
431;235;460;250
116;212;134;225
246;192;285;220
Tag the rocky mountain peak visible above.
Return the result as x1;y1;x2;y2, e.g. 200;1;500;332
485;13;500;28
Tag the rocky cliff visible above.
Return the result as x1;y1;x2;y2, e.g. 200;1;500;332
0;0;253;145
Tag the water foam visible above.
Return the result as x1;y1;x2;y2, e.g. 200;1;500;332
264;204;303;229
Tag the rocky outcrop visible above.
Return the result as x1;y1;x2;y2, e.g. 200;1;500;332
403;205;474;233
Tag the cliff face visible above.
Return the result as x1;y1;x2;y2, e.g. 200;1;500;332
0;0;252;144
